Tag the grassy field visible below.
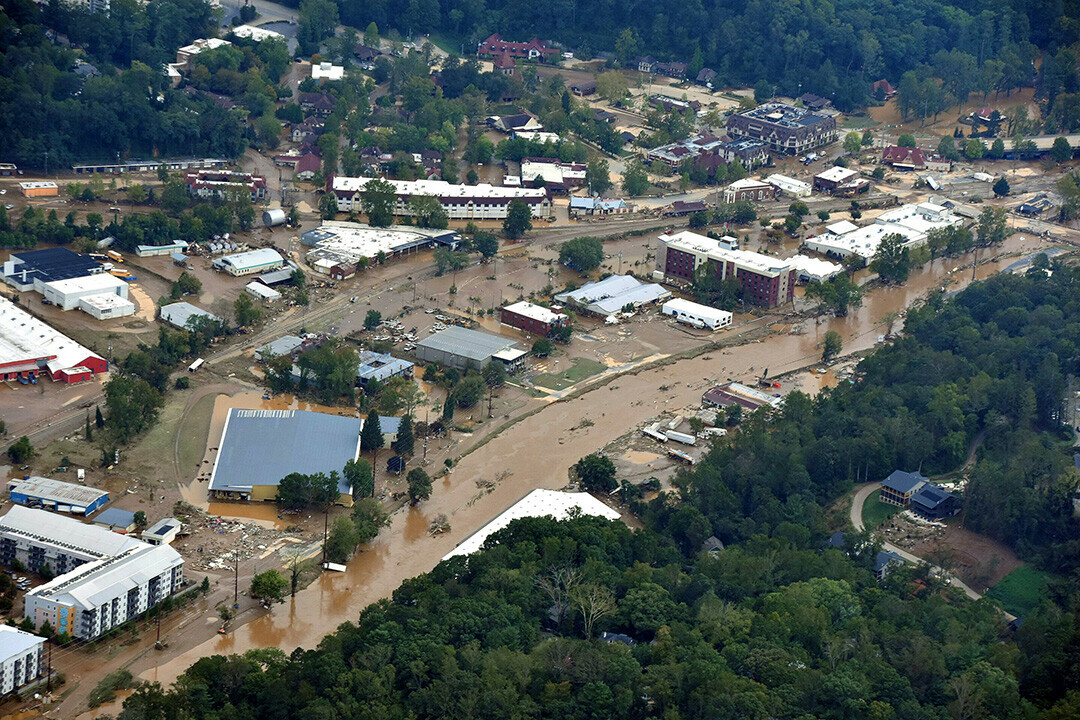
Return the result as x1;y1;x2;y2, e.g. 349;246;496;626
987;565;1051;617
532;357;606;391
861;489;902;529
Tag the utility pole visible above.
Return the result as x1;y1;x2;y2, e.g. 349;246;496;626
45;640;52;692
233;550;239;609
322;507;329;563
156;605;161;644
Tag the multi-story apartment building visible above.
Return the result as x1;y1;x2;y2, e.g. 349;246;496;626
331;177;553;220
726;103;837;155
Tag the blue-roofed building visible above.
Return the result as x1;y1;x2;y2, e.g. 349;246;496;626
880;470;927;506
874;550;905;581
92;507;137;533
208;409;402;506
8;476;109;515
910;484;960;520
569;196;630;216
1;247;103;292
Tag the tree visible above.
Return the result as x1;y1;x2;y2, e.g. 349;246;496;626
937;135;960;161
406;468;432;504
559;236;604;273
351;497;389;543
126;184;146;204
364;309;382;330
344;458;374;499
160;180;190;215
6;436;33;464
455;375;485;408
897;134;916;147
843;131;862;154
364;21;379;47
993;176;1010;197
361;178;396;227
822;330;843;362
805;275;863;317
319;193;338;220
473;231;499;258
104;376;164;443
533;338;553;356
133;511;147;530
585;157;612;195
360;410;384;459
502;199;532;239
964;138;985;160
409;195;449;229
298;0;339;53
482;361;507;390
622;160;649;196
870;233;911;284
392;414;414;456
783;214;802;235
987;138;1006;159
1051;136;1073;163
251;570;288;604
570;583;615;639
234;293;261;327
975;206;1008;246
614;28;638;67
324;516;360;564
95;406;105;428
574;453;617;492
595;71;628;104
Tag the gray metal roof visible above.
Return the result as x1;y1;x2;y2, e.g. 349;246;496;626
415;326;518;363
94;507;135;527
8;476;108;507
555;275;671;317
209;409;365;496
159;302;222;329
257;335;304;359
0;625;44;657
357;351;413;382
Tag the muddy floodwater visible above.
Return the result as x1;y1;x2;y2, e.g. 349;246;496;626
137;234;1052;689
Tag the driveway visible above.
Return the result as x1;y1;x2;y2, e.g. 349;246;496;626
850;482;1005;611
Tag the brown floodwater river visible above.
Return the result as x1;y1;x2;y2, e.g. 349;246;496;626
137;234;1052;689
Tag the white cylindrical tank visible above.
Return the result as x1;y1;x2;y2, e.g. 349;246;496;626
263;208;287;227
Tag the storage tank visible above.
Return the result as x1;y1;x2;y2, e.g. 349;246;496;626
263;208;287;227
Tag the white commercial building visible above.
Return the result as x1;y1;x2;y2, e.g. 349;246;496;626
765;174;812;197
159;301;222;330
554;275;672;318
0;296;107;382
661;298;733;330
519;159;586;189
0;626;44;694
231;24;285;42
40;273;133;316
0;507;184;640
213;248;284;276
331;176;553;220
442;489;621;560
804;203;962;261
311;61;345;81
301;222;460;275
789;255;844;283
245;282;281;302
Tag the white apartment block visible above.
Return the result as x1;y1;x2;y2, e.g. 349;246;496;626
0;507;184;640
331;176;553;220
0;626;44;695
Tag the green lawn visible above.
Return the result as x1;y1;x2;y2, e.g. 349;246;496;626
987;565;1051;617
532;358;606;391
861;489;902;529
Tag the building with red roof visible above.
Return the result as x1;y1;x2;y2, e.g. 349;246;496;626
477;34;558;63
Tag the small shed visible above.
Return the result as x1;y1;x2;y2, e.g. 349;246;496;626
93;507;137;533
245;282;281;302
142;517;181;545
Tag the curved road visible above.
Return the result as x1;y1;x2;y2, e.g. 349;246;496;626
850;483;1000;609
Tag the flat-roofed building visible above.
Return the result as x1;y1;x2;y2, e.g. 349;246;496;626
655;231;796;308
331;176;553;220
554;275;671;318
2;247;104;293
245;282;281;302
158;301;222;330
722;178;777;203
813;166;859;192
661;298;732;330
765;174;812;197
19;181;58;198
40;273;129;312
8;477;110;515
231;24;285;42
789;255;844;283
141;518;181;546
356;351;413;389
500;301;567;336
415;326;527;371
301;222;459;277
702;382;783;411
0;626;44;694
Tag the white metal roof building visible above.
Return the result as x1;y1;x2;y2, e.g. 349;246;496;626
0;626;44;694
765;174;812;197
804;223;925;261
661;298;733;330
442;489;621;560
301;222;459;272
158;301;222;330
788;255;844;283
40;273;128;311
213;248;285;276
245;282;281;302
231;24;285;42
824;220;859;236
8;476;110;515
256;334;305;361
554;275;672;318
142;518;181;545
0;296;107;380
331;176;553;219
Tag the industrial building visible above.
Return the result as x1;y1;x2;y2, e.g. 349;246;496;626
208;409;401;506
245;282;281;302
414;326;527;371
726;103;837;155
135;242;188;258
0;506;184;640
18;181;58;198
71;158;227;175
500;301;567;336
0;626;44;695
213;248;284;276
356;351;414;389
442;489;621;560
256;335;306;361
803;202;962;261
331;176;553;220
40;274;133;315
702;382;782;411
654;231;796;308
8;477;110;515
660;298;732;330
93;507;137;533
554;275;671;319
2;248;103;293
0;296;108;382
765;174;812;197
301;222;459;277
159;302;222;330
141;518;181;545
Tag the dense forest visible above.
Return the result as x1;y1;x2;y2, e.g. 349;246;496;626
104;263;1080;720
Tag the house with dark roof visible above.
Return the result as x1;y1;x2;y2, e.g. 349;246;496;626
702;536;725;553
827;531;847;549
354;44;381;69
655;61;687;78
666;200;707;216
909;484;960;520
636;56;656;73
798;93;830;111
570;79;596;96
477;34;558;62
880;470;927;506
494;114;542;133
874;550;905;580
696;68;718;86
600;631;636;646
594;109;617;124
882;146;951;171
299;92;335;116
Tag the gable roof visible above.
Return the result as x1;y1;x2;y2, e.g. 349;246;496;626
882;146;927;166
874;550;905;573
910;483;956;510
881;469;926;495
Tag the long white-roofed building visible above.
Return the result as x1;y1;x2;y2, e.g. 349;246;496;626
212;248;284;276
0;626;45;694
331;176;553;220
0;296;108;382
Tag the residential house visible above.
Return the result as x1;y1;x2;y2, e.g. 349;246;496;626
570;79;596;96
665;200;708;216
909;484;960;520
354;44;382;69
594;109;617;124
874;551;905;581
492;52;516;75
635;56;656;73
655;61;687;78
569;196;631;216
299;92;335;116
797;93;830;111
882;146;950;172
696;68;718;86
879;470;927;506
494;114;543;134
477;34;558;62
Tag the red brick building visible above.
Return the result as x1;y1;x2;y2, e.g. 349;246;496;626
500;301;567;336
